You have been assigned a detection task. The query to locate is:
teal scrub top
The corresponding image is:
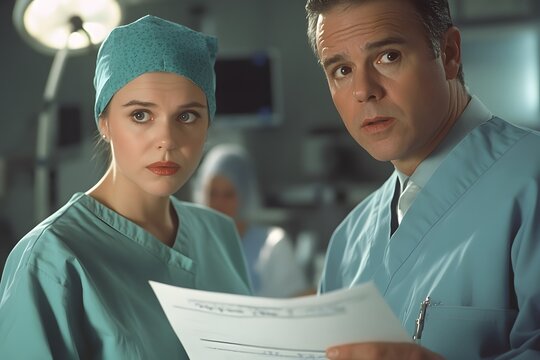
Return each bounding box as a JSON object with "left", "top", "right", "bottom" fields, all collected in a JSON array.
[
  {"left": 0, "top": 193, "right": 251, "bottom": 359},
  {"left": 320, "top": 118, "right": 540, "bottom": 359}
]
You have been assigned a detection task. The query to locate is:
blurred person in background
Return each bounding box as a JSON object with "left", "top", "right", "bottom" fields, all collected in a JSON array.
[{"left": 194, "top": 143, "right": 312, "bottom": 298}]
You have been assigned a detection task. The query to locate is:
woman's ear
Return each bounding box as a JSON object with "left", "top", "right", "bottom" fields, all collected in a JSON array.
[
  {"left": 441, "top": 26, "right": 462, "bottom": 80},
  {"left": 98, "top": 117, "right": 110, "bottom": 142}
]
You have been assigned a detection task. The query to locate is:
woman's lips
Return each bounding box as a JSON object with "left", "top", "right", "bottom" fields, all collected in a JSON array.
[{"left": 147, "top": 161, "right": 180, "bottom": 176}]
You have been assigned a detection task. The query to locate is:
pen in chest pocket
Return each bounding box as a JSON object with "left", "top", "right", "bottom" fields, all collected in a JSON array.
[{"left": 413, "top": 296, "right": 431, "bottom": 344}]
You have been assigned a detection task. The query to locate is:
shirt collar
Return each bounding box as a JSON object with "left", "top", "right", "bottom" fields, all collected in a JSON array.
[{"left": 396, "top": 95, "right": 493, "bottom": 190}]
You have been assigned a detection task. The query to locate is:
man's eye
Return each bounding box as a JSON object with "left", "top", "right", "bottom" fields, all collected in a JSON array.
[
  {"left": 179, "top": 111, "right": 199, "bottom": 123},
  {"left": 332, "top": 65, "right": 352, "bottom": 79},
  {"left": 378, "top": 51, "right": 401, "bottom": 64},
  {"left": 132, "top": 111, "right": 151, "bottom": 123}
]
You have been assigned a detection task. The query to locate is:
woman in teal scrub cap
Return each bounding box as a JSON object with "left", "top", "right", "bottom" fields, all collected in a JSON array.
[{"left": 0, "top": 15, "right": 250, "bottom": 359}]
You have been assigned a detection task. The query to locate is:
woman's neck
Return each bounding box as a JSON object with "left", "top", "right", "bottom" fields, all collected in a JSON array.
[{"left": 86, "top": 169, "right": 178, "bottom": 246}]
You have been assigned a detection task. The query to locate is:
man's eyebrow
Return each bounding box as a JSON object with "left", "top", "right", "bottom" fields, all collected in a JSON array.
[
  {"left": 320, "top": 36, "right": 406, "bottom": 70},
  {"left": 365, "top": 36, "right": 406, "bottom": 50},
  {"left": 321, "top": 54, "right": 346, "bottom": 71}
]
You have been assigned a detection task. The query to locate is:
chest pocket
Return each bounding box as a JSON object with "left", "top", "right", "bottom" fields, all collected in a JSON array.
[{"left": 422, "top": 306, "right": 517, "bottom": 359}]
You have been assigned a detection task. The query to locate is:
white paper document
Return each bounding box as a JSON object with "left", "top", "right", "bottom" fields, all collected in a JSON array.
[{"left": 149, "top": 281, "right": 410, "bottom": 359}]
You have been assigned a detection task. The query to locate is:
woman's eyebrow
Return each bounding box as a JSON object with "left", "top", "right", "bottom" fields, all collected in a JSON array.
[
  {"left": 122, "top": 100, "right": 207, "bottom": 109},
  {"left": 122, "top": 100, "right": 156, "bottom": 107},
  {"left": 178, "top": 101, "right": 207, "bottom": 109}
]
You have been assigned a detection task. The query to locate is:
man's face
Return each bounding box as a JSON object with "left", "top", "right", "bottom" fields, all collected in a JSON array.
[{"left": 316, "top": 0, "right": 457, "bottom": 170}]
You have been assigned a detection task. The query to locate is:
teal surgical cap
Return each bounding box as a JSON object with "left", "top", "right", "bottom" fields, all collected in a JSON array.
[
  {"left": 193, "top": 144, "right": 262, "bottom": 220},
  {"left": 93, "top": 15, "right": 217, "bottom": 124}
]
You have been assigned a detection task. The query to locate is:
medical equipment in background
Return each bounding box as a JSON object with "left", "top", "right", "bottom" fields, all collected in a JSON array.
[{"left": 12, "top": 0, "right": 122, "bottom": 222}]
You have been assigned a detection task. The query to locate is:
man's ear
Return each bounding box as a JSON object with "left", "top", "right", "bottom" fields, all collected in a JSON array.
[{"left": 441, "top": 26, "right": 462, "bottom": 80}]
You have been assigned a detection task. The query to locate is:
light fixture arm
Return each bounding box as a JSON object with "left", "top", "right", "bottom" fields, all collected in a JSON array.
[
  {"left": 42, "top": 45, "right": 69, "bottom": 104},
  {"left": 13, "top": 0, "right": 123, "bottom": 222},
  {"left": 34, "top": 43, "right": 70, "bottom": 222}
]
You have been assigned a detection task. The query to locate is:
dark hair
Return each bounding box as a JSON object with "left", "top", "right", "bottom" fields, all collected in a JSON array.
[{"left": 305, "top": 0, "right": 464, "bottom": 84}]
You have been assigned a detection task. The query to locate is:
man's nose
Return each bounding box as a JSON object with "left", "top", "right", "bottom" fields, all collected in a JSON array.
[{"left": 352, "top": 69, "right": 383, "bottom": 102}]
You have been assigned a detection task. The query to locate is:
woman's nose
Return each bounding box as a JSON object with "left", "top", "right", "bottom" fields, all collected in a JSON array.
[{"left": 156, "top": 121, "right": 178, "bottom": 150}]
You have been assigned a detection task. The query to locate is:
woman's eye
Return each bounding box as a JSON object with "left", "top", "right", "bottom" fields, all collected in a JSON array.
[
  {"left": 132, "top": 111, "right": 151, "bottom": 123},
  {"left": 332, "top": 65, "right": 352, "bottom": 79},
  {"left": 178, "top": 111, "right": 199, "bottom": 123},
  {"left": 377, "top": 51, "right": 401, "bottom": 64}
]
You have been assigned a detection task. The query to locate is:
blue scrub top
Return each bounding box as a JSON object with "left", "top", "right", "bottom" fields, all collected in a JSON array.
[
  {"left": 321, "top": 116, "right": 540, "bottom": 359},
  {"left": 0, "top": 193, "right": 251, "bottom": 359}
]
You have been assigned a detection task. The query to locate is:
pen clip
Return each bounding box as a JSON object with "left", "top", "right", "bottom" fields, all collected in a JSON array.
[{"left": 412, "top": 296, "right": 430, "bottom": 344}]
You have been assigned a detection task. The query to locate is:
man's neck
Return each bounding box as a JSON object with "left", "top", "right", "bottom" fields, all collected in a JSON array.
[{"left": 392, "top": 84, "right": 470, "bottom": 176}]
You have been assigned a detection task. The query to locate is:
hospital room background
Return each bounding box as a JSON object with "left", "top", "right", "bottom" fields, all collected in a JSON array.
[{"left": 1, "top": 0, "right": 539, "bottom": 286}]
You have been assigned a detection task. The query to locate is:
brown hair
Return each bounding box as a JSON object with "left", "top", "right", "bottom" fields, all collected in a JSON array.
[{"left": 305, "top": 0, "right": 464, "bottom": 84}]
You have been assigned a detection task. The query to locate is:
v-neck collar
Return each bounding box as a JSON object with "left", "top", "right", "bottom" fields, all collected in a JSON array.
[
  {"left": 374, "top": 118, "right": 527, "bottom": 295},
  {"left": 76, "top": 193, "right": 194, "bottom": 272}
]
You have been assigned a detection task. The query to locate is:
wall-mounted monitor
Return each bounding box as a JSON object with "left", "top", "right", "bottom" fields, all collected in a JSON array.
[{"left": 213, "top": 49, "right": 282, "bottom": 128}]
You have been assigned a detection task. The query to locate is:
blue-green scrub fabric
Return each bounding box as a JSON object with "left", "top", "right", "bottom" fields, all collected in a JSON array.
[
  {"left": 0, "top": 193, "right": 251, "bottom": 359},
  {"left": 320, "top": 117, "right": 540, "bottom": 359},
  {"left": 94, "top": 15, "right": 217, "bottom": 122}
]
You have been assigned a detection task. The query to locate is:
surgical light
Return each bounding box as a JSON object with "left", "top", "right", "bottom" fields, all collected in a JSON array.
[{"left": 13, "top": 0, "right": 122, "bottom": 55}]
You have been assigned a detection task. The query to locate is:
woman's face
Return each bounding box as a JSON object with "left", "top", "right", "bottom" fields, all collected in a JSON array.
[
  {"left": 100, "top": 72, "right": 209, "bottom": 198},
  {"left": 205, "top": 175, "right": 239, "bottom": 219}
]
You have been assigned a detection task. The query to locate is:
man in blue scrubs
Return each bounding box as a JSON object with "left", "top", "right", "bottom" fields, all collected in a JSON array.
[{"left": 305, "top": 0, "right": 540, "bottom": 358}]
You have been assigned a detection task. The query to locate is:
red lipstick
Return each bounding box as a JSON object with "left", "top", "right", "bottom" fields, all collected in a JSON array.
[{"left": 147, "top": 161, "right": 180, "bottom": 176}]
